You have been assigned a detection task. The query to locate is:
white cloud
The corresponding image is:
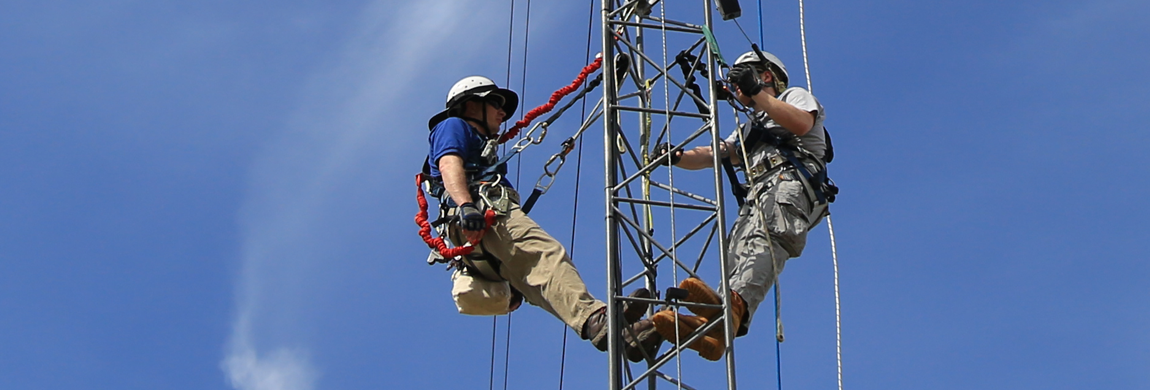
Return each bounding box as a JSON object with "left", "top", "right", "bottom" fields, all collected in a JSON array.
[
  {"left": 221, "top": 1, "right": 503, "bottom": 389},
  {"left": 224, "top": 323, "right": 318, "bottom": 390}
]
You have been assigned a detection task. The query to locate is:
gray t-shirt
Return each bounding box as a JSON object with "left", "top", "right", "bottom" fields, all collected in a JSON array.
[{"left": 726, "top": 87, "right": 826, "bottom": 161}]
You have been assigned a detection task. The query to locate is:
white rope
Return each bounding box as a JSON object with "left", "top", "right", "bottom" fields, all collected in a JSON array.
[
  {"left": 657, "top": 4, "right": 685, "bottom": 387},
  {"left": 798, "top": 0, "right": 813, "bottom": 92},
  {"left": 828, "top": 215, "right": 842, "bottom": 390},
  {"left": 659, "top": 0, "right": 676, "bottom": 289},
  {"left": 798, "top": 1, "right": 842, "bottom": 388},
  {"left": 798, "top": 2, "right": 840, "bottom": 389}
]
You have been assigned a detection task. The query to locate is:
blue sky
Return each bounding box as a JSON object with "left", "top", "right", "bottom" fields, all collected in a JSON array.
[{"left": 2, "top": 0, "right": 1148, "bottom": 389}]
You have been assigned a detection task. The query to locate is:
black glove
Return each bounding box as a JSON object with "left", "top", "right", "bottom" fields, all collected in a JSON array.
[
  {"left": 651, "top": 142, "right": 682, "bottom": 166},
  {"left": 727, "top": 66, "right": 763, "bottom": 97},
  {"left": 457, "top": 202, "right": 486, "bottom": 232}
]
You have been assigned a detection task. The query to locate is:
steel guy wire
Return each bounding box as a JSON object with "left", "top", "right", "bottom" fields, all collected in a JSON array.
[
  {"left": 558, "top": 3, "right": 598, "bottom": 387},
  {"left": 492, "top": 1, "right": 516, "bottom": 386}
]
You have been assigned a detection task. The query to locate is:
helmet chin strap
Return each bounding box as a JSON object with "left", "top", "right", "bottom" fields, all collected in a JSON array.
[
  {"left": 458, "top": 98, "right": 498, "bottom": 138},
  {"left": 460, "top": 117, "right": 492, "bottom": 137}
]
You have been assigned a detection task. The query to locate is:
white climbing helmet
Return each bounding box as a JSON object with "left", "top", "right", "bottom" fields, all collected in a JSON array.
[
  {"left": 428, "top": 76, "right": 519, "bottom": 130},
  {"left": 733, "top": 50, "right": 789, "bottom": 85}
]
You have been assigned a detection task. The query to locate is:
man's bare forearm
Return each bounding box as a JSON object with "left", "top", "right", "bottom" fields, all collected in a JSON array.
[
  {"left": 750, "top": 93, "right": 815, "bottom": 136},
  {"left": 438, "top": 154, "right": 473, "bottom": 206},
  {"left": 675, "top": 141, "right": 739, "bottom": 170}
]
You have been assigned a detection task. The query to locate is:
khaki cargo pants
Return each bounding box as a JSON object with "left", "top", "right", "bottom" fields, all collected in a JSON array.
[
  {"left": 726, "top": 171, "right": 820, "bottom": 334},
  {"left": 448, "top": 188, "right": 606, "bottom": 333}
]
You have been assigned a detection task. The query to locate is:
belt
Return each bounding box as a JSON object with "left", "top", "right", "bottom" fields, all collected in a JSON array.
[{"left": 747, "top": 152, "right": 790, "bottom": 182}]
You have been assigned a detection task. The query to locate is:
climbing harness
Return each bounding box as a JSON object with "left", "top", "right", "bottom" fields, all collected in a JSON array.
[{"left": 738, "top": 121, "right": 837, "bottom": 209}]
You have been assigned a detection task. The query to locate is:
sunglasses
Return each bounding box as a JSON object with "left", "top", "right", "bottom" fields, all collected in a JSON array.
[{"left": 484, "top": 95, "right": 505, "bottom": 109}]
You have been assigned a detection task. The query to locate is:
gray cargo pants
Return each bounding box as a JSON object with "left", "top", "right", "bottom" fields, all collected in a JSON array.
[
  {"left": 727, "top": 172, "right": 819, "bottom": 334},
  {"left": 448, "top": 188, "right": 606, "bottom": 334}
]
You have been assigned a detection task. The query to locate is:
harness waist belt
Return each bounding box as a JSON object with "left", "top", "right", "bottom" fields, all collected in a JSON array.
[{"left": 746, "top": 152, "right": 790, "bottom": 182}]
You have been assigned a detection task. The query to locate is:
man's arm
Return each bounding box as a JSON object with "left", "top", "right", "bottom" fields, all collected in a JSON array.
[
  {"left": 438, "top": 154, "right": 473, "bottom": 206},
  {"left": 748, "top": 92, "right": 816, "bottom": 136},
  {"left": 674, "top": 141, "right": 740, "bottom": 170},
  {"left": 438, "top": 154, "right": 485, "bottom": 243}
]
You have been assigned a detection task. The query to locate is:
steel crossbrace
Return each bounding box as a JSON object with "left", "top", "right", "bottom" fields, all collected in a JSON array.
[
  {"left": 647, "top": 180, "right": 717, "bottom": 205},
  {"left": 612, "top": 206, "right": 701, "bottom": 280},
  {"left": 620, "top": 213, "right": 715, "bottom": 288},
  {"left": 609, "top": 33, "right": 710, "bottom": 111},
  {"left": 612, "top": 123, "right": 711, "bottom": 191},
  {"left": 614, "top": 197, "right": 715, "bottom": 212}
]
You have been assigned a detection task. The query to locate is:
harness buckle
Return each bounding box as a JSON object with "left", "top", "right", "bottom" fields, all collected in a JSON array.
[
  {"left": 477, "top": 178, "right": 513, "bottom": 214},
  {"left": 768, "top": 153, "right": 787, "bottom": 169},
  {"left": 747, "top": 164, "right": 766, "bottom": 179}
]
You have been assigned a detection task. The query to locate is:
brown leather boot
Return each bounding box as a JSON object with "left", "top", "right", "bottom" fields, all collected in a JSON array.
[
  {"left": 681, "top": 278, "right": 748, "bottom": 334},
  {"left": 585, "top": 288, "right": 655, "bottom": 352},
  {"left": 586, "top": 312, "right": 664, "bottom": 360},
  {"left": 622, "top": 318, "right": 663, "bottom": 362},
  {"left": 584, "top": 307, "right": 609, "bottom": 351},
  {"left": 651, "top": 291, "right": 749, "bottom": 361},
  {"left": 623, "top": 287, "right": 653, "bottom": 323},
  {"left": 680, "top": 278, "right": 722, "bottom": 319},
  {"left": 730, "top": 291, "right": 747, "bottom": 336},
  {"left": 651, "top": 310, "right": 725, "bottom": 361}
]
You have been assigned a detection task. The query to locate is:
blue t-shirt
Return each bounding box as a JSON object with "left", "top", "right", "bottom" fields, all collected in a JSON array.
[{"left": 428, "top": 117, "right": 512, "bottom": 188}]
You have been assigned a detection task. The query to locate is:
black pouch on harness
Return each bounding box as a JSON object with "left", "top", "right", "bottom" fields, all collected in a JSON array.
[{"left": 813, "top": 126, "right": 838, "bottom": 203}]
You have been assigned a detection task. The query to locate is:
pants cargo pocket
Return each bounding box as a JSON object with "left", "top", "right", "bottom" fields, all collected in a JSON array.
[{"left": 769, "top": 180, "right": 812, "bottom": 257}]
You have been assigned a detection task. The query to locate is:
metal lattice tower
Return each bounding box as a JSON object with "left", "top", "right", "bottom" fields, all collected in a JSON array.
[{"left": 600, "top": 1, "right": 739, "bottom": 388}]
